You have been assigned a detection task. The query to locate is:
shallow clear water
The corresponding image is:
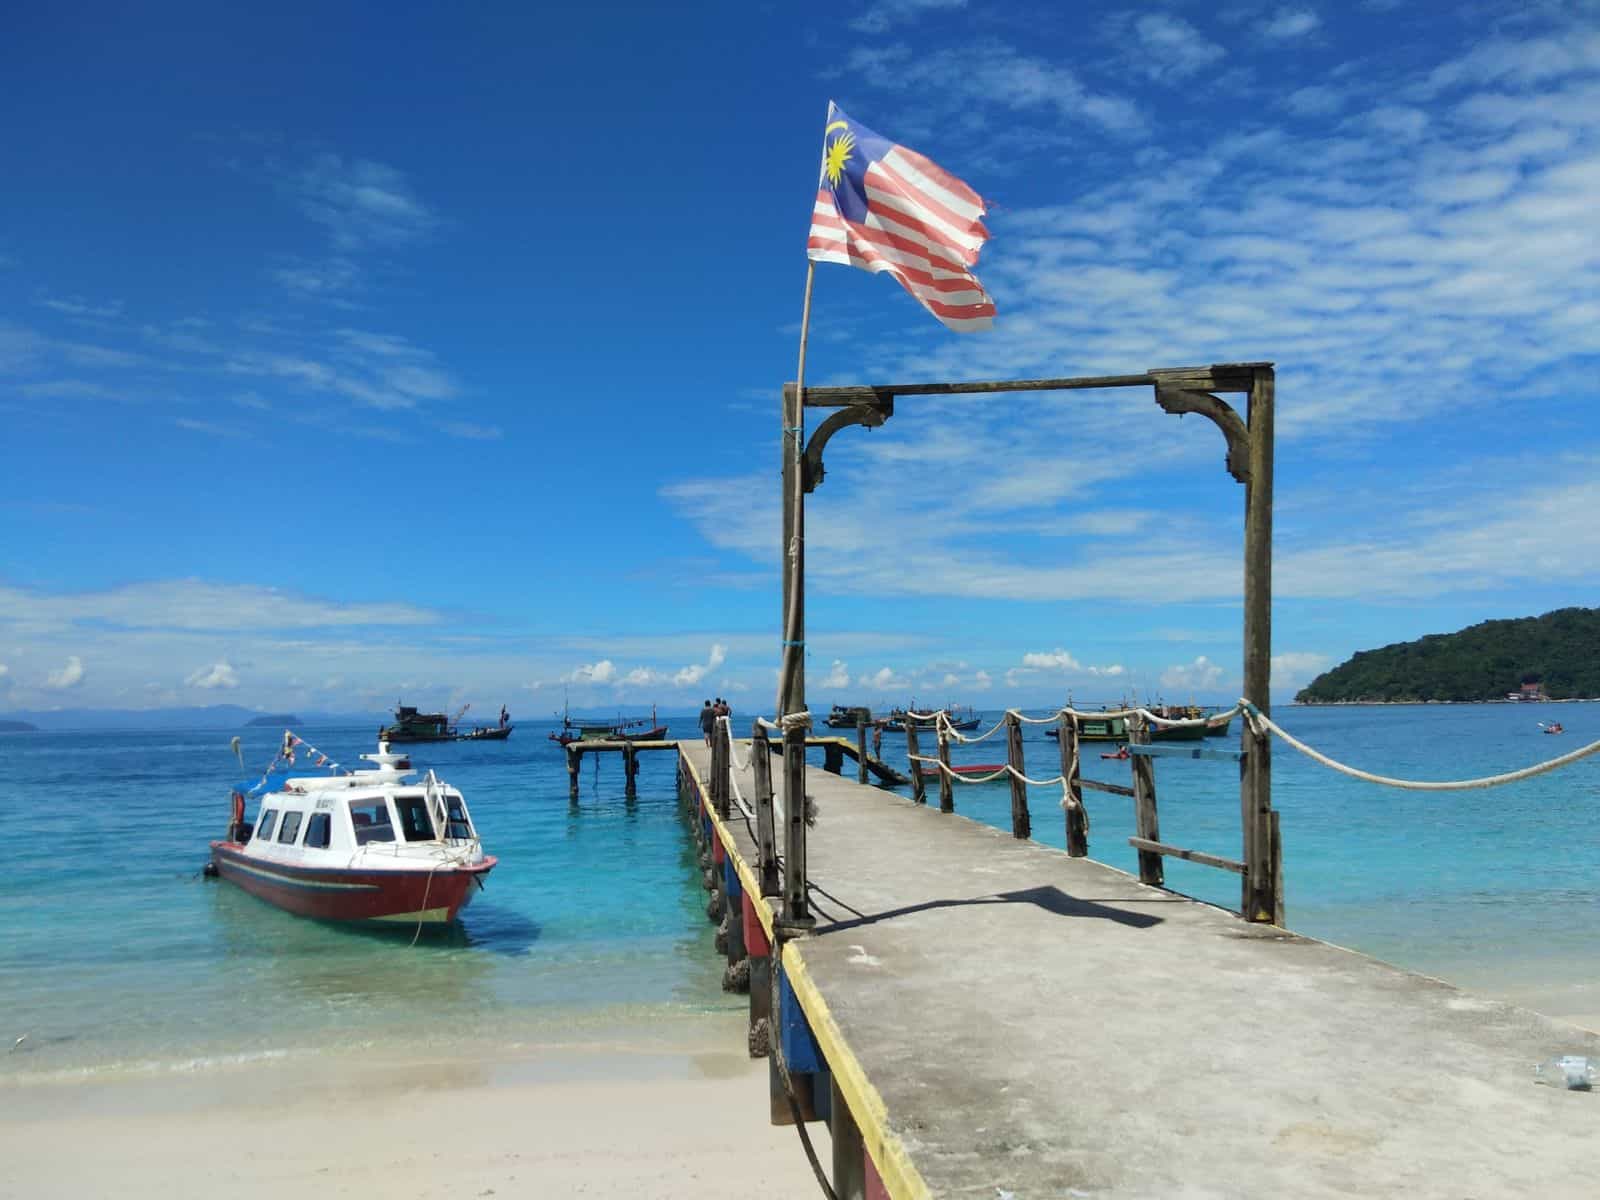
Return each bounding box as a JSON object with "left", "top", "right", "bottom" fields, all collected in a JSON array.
[{"left": 3, "top": 705, "right": 1597, "bottom": 1082}]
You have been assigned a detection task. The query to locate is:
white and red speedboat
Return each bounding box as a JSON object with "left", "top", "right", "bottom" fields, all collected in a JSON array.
[{"left": 209, "top": 738, "right": 496, "bottom": 925}]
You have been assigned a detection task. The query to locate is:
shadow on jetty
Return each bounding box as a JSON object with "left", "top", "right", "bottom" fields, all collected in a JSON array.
[{"left": 812, "top": 883, "right": 1170, "bottom": 935}]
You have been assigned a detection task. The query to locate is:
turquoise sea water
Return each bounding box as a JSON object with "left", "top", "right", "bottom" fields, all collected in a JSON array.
[{"left": 3, "top": 706, "right": 1597, "bottom": 1084}]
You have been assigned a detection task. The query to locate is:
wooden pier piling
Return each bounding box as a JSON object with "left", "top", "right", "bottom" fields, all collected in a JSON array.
[
  {"left": 1005, "top": 711, "right": 1029, "bottom": 839},
  {"left": 936, "top": 728, "right": 953, "bottom": 813},
  {"left": 1129, "top": 716, "right": 1163, "bottom": 887},
  {"left": 855, "top": 716, "right": 869, "bottom": 785},
  {"left": 1058, "top": 712, "right": 1088, "bottom": 856},
  {"left": 904, "top": 721, "right": 925, "bottom": 805}
]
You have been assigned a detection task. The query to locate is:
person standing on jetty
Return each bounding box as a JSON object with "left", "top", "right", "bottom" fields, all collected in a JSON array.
[{"left": 699, "top": 699, "right": 715, "bottom": 745}]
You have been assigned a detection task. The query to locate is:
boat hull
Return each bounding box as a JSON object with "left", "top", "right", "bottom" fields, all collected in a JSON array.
[{"left": 209, "top": 842, "right": 495, "bottom": 924}]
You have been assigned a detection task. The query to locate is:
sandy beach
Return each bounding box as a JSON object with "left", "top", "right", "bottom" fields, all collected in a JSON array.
[{"left": 0, "top": 1013, "right": 826, "bottom": 1200}]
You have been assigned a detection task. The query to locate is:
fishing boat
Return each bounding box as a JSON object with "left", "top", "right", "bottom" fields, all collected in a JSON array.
[
  {"left": 1149, "top": 704, "right": 1208, "bottom": 743},
  {"left": 208, "top": 737, "right": 495, "bottom": 925},
  {"left": 382, "top": 702, "right": 514, "bottom": 743},
  {"left": 825, "top": 704, "right": 874, "bottom": 729},
  {"left": 1046, "top": 711, "right": 1129, "bottom": 742},
  {"left": 1204, "top": 709, "right": 1233, "bottom": 738},
  {"left": 550, "top": 705, "right": 668, "bottom": 746},
  {"left": 882, "top": 703, "right": 981, "bottom": 732}
]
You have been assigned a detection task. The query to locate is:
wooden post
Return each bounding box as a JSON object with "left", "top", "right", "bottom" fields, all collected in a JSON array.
[
  {"left": 906, "top": 721, "right": 926, "bottom": 805},
  {"left": 623, "top": 742, "right": 637, "bottom": 798},
  {"left": 778, "top": 382, "right": 807, "bottom": 718},
  {"left": 565, "top": 746, "right": 579, "bottom": 800},
  {"left": 1005, "top": 712, "right": 1030, "bottom": 840},
  {"left": 1130, "top": 717, "right": 1163, "bottom": 887},
  {"left": 823, "top": 741, "right": 843, "bottom": 775},
  {"left": 830, "top": 1076, "right": 867, "bottom": 1200},
  {"left": 1242, "top": 365, "right": 1276, "bottom": 922},
  {"left": 855, "top": 717, "right": 869, "bottom": 785},
  {"left": 752, "top": 723, "right": 779, "bottom": 896},
  {"left": 936, "top": 726, "right": 954, "bottom": 813},
  {"left": 1059, "top": 713, "right": 1087, "bottom": 856},
  {"left": 712, "top": 722, "right": 730, "bottom": 819},
  {"left": 781, "top": 721, "right": 811, "bottom": 927}
]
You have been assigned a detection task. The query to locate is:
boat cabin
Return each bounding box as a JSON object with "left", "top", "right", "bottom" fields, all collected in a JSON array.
[{"left": 238, "top": 746, "right": 479, "bottom": 861}]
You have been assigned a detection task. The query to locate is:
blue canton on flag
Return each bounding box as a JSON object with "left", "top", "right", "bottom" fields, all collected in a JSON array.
[{"left": 807, "top": 102, "right": 995, "bottom": 332}]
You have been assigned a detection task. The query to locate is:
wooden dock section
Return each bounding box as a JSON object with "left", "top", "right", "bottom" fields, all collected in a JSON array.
[{"left": 677, "top": 738, "right": 1600, "bottom": 1199}]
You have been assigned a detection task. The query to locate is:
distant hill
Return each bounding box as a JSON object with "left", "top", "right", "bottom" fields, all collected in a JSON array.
[
  {"left": 0, "top": 719, "right": 39, "bottom": 732},
  {"left": 245, "top": 714, "right": 301, "bottom": 727},
  {"left": 1296, "top": 607, "right": 1600, "bottom": 703},
  {"left": 0, "top": 705, "right": 381, "bottom": 731}
]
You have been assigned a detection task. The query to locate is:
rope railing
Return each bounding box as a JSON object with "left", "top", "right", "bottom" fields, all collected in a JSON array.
[
  {"left": 903, "top": 703, "right": 1245, "bottom": 745},
  {"left": 1240, "top": 701, "right": 1600, "bottom": 791},
  {"left": 905, "top": 751, "right": 1085, "bottom": 814}
]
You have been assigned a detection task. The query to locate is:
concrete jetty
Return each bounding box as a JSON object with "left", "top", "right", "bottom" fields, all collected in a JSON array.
[{"left": 679, "top": 738, "right": 1600, "bottom": 1199}]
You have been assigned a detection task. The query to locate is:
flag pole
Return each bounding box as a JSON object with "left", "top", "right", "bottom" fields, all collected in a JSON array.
[{"left": 777, "top": 260, "right": 816, "bottom": 719}]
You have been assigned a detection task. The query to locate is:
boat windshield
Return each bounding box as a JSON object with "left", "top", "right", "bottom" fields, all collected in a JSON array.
[
  {"left": 350, "top": 798, "right": 396, "bottom": 844},
  {"left": 393, "top": 792, "right": 438, "bottom": 842},
  {"left": 444, "top": 795, "right": 473, "bottom": 840}
]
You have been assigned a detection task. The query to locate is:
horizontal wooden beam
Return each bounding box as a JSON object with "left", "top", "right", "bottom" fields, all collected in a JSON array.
[
  {"left": 1079, "top": 777, "right": 1136, "bottom": 798},
  {"left": 789, "top": 363, "right": 1272, "bottom": 408},
  {"left": 1128, "top": 743, "right": 1246, "bottom": 763},
  {"left": 1127, "top": 836, "right": 1245, "bottom": 874}
]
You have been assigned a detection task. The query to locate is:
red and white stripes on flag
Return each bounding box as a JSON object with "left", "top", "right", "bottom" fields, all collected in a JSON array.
[{"left": 807, "top": 137, "right": 995, "bottom": 332}]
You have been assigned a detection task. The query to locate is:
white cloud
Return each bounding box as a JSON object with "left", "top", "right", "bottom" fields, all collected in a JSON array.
[
  {"left": 564, "top": 660, "right": 616, "bottom": 684},
  {"left": 848, "top": 0, "right": 965, "bottom": 34},
  {"left": 45, "top": 656, "right": 85, "bottom": 690},
  {"left": 1283, "top": 85, "right": 1344, "bottom": 117},
  {"left": 0, "top": 579, "right": 440, "bottom": 633},
  {"left": 1272, "top": 651, "right": 1333, "bottom": 696},
  {"left": 1129, "top": 14, "right": 1225, "bottom": 81},
  {"left": 674, "top": 643, "right": 728, "bottom": 687},
  {"left": 185, "top": 661, "right": 239, "bottom": 690},
  {"left": 821, "top": 659, "right": 851, "bottom": 689},
  {"left": 859, "top": 667, "right": 905, "bottom": 690},
  {"left": 1258, "top": 7, "right": 1320, "bottom": 39},
  {"left": 1160, "top": 656, "right": 1226, "bottom": 691},
  {"left": 972, "top": 670, "right": 992, "bottom": 693},
  {"left": 291, "top": 154, "right": 436, "bottom": 250},
  {"left": 1023, "top": 648, "right": 1081, "bottom": 670}
]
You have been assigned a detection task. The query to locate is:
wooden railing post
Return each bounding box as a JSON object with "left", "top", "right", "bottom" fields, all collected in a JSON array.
[
  {"left": 780, "top": 721, "right": 811, "bottom": 927},
  {"left": 905, "top": 721, "right": 926, "bottom": 805},
  {"left": 623, "top": 741, "right": 638, "bottom": 798},
  {"left": 1130, "top": 717, "right": 1163, "bottom": 886},
  {"left": 752, "top": 723, "right": 779, "bottom": 896},
  {"left": 1005, "top": 712, "right": 1029, "bottom": 839},
  {"left": 936, "top": 725, "right": 954, "bottom": 813},
  {"left": 1241, "top": 364, "right": 1276, "bottom": 923},
  {"left": 712, "top": 719, "right": 730, "bottom": 819},
  {"left": 1241, "top": 716, "right": 1281, "bottom": 923},
  {"left": 856, "top": 717, "right": 869, "bottom": 785},
  {"left": 1058, "top": 713, "right": 1087, "bottom": 856}
]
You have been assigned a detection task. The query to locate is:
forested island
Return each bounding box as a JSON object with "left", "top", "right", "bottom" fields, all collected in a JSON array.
[
  {"left": 245, "top": 713, "right": 302, "bottom": 727},
  {"left": 1296, "top": 607, "right": 1600, "bottom": 703}
]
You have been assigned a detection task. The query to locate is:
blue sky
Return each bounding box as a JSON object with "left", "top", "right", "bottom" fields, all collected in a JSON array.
[{"left": 2, "top": 0, "right": 1597, "bottom": 717}]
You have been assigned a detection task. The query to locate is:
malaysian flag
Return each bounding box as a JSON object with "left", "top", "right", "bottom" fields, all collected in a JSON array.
[{"left": 806, "top": 102, "right": 994, "bottom": 332}]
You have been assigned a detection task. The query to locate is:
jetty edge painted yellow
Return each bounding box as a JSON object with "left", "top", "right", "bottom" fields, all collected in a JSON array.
[{"left": 680, "top": 746, "right": 932, "bottom": 1200}]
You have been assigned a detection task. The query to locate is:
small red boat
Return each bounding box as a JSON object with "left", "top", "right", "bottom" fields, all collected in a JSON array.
[
  {"left": 208, "top": 736, "right": 495, "bottom": 926},
  {"left": 914, "top": 762, "right": 1007, "bottom": 783}
]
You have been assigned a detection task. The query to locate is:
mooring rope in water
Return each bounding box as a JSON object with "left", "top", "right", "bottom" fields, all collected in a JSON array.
[{"left": 1240, "top": 700, "right": 1600, "bottom": 791}]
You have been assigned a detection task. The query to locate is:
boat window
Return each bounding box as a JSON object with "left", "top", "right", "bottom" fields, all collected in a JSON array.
[
  {"left": 303, "top": 812, "right": 331, "bottom": 849},
  {"left": 255, "top": 810, "right": 278, "bottom": 841},
  {"left": 444, "top": 795, "right": 473, "bottom": 839},
  {"left": 393, "top": 793, "right": 437, "bottom": 842},
  {"left": 349, "top": 799, "right": 395, "bottom": 845},
  {"left": 277, "top": 811, "right": 303, "bottom": 845}
]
